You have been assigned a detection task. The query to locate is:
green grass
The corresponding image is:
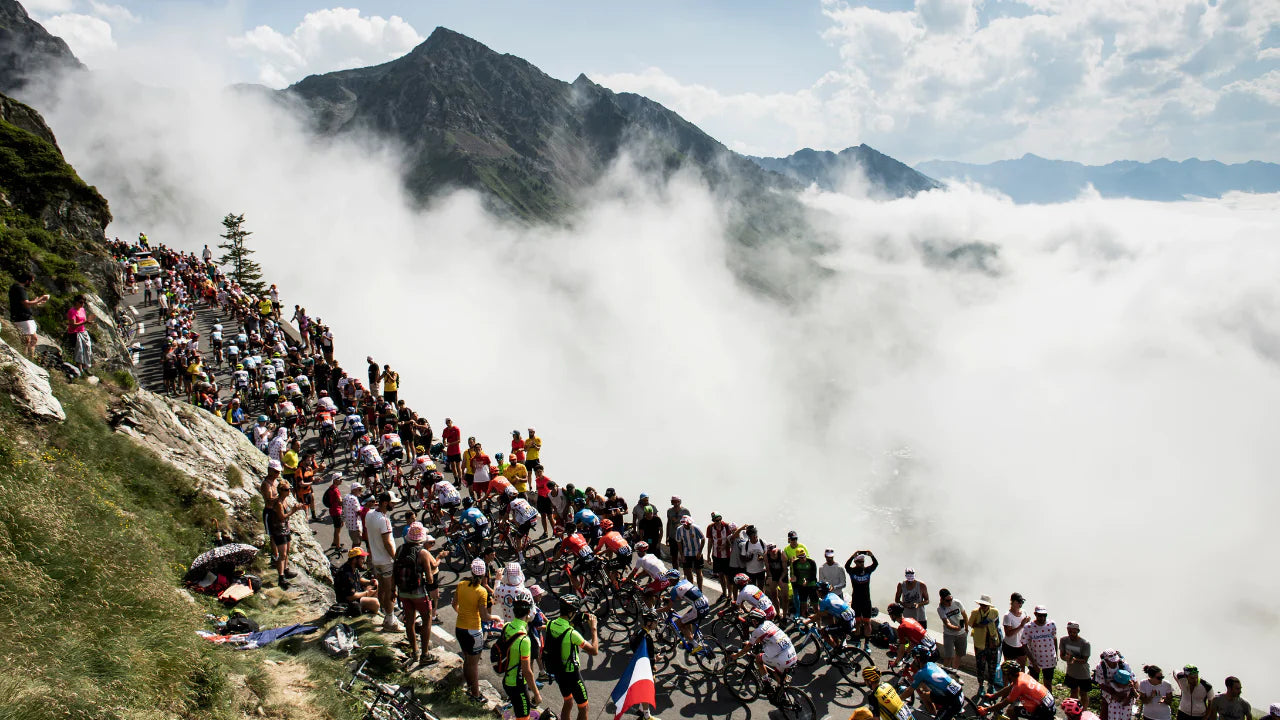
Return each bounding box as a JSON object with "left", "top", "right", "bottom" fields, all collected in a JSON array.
[{"left": 0, "top": 378, "right": 239, "bottom": 719}]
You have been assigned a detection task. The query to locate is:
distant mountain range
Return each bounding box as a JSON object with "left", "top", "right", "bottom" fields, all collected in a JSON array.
[
  {"left": 916, "top": 154, "right": 1280, "bottom": 203},
  {"left": 749, "top": 146, "right": 940, "bottom": 198}
]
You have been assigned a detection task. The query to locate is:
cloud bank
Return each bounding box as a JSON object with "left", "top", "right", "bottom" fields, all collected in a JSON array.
[
  {"left": 36, "top": 65, "right": 1280, "bottom": 700},
  {"left": 595, "top": 0, "right": 1280, "bottom": 163}
]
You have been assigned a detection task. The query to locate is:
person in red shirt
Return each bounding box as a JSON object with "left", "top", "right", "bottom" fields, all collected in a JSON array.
[
  {"left": 510, "top": 429, "right": 526, "bottom": 464},
  {"left": 553, "top": 531, "right": 596, "bottom": 597},
  {"left": 322, "top": 474, "right": 344, "bottom": 552},
  {"left": 983, "top": 662, "right": 1055, "bottom": 720},
  {"left": 442, "top": 418, "right": 462, "bottom": 481}
]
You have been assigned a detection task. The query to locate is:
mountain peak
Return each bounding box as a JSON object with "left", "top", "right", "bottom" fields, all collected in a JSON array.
[{"left": 0, "top": 0, "right": 84, "bottom": 97}]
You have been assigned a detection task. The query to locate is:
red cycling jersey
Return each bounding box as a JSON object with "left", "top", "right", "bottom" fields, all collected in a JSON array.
[
  {"left": 560, "top": 533, "right": 592, "bottom": 559},
  {"left": 898, "top": 618, "right": 927, "bottom": 644},
  {"left": 596, "top": 531, "right": 630, "bottom": 554},
  {"left": 1008, "top": 673, "right": 1051, "bottom": 713}
]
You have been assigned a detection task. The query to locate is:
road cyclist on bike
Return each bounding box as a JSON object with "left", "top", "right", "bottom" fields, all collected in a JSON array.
[
  {"left": 593, "top": 519, "right": 632, "bottom": 584},
  {"left": 980, "top": 660, "right": 1056, "bottom": 720},
  {"left": 625, "top": 541, "right": 670, "bottom": 608},
  {"left": 661, "top": 569, "right": 711, "bottom": 651},
  {"left": 810, "top": 579, "right": 857, "bottom": 649},
  {"left": 901, "top": 646, "right": 966, "bottom": 720},
  {"left": 731, "top": 573, "right": 777, "bottom": 619},
  {"left": 728, "top": 609, "right": 798, "bottom": 693},
  {"left": 551, "top": 529, "right": 599, "bottom": 598},
  {"left": 862, "top": 665, "right": 914, "bottom": 720}
]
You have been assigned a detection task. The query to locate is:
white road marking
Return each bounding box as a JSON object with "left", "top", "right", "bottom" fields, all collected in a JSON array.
[{"left": 431, "top": 626, "right": 453, "bottom": 643}]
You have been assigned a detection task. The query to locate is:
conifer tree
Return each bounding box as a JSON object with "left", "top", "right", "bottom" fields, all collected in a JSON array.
[{"left": 216, "top": 213, "right": 265, "bottom": 296}]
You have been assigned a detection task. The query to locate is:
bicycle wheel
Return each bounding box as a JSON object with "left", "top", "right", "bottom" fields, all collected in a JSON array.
[
  {"left": 406, "top": 484, "right": 424, "bottom": 513},
  {"left": 775, "top": 687, "right": 817, "bottom": 720},
  {"left": 687, "top": 635, "right": 725, "bottom": 676},
  {"left": 519, "top": 543, "right": 546, "bottom": 577},
  {"left": 830, "top": 658, "right": 872, "bottom": 709},
  {"left": 795, "top": 631, "right": 823, "bottom": 668},
  {"left": 444, "top": 542, "right": 468, "bottom": 573},
  {"left": 722, "top": 651, "right": 762, "bottom": 703}
]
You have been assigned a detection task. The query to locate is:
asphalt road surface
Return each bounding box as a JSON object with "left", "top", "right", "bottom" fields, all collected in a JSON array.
[{"left": 123, "top": 287, "right": 920, "bottom": 720}]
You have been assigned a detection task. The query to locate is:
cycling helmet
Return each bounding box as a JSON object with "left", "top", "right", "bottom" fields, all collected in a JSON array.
[
  {"left": 1062, "top": 700, "right": 1083, "bottom": 716},
  {"left": 415, "top": 445, "right": 425, "bottom": 453},
  {"left": 886, "top": 602, "right": 903, "bottom": 615},
  {"left": 511, "top": 598, "right": 533, "bottom": 619},
  {"left": 733, "top": 573, "right": 750, "bottom": 587},
  {"left": 559, "top": 594, "right": 582, "bottom": 614},
  {"left": 1001, "top": 660, "right": 1020, "bottom": 677},
  {"left": 346, "top": 407, "right": 356, "bottom": 414},
  {"left": 462, "top": 497, "right": 475, "bottom": 508},
  {"left": 634, "top": 541, "right": 649, "bottom": 552},
  {"left": 319, "top": 390, "right": 328, "bottom": 396},
  {"left": 257, "top": 415, "right": 268, "bottom": 423},
  {"left": 1113, "top": 668, "right": 1133, "bottom": 685},
  {"left": 496, "top": 452, "right": 504, "bottom": 460},
  {"left": 744, "top": 609, "right": 767, "bottom": 626},
  {"left": 862, "top": 667, "right": 881, "bottom": 685},
  {"left": 911, "top": 643, "right": 933, "bottom": 659},
  {"left": 663, "top": 569, "right": 681, "bottom": 582},
  {"left": 572, "top": 496, "right": 586, "bottom": 508},
  {"left": 236, "top": 363, "right": 244, "bottom": 370},
  {"left": 816, "top": 580, "right": 832, "bottom": 596},
  {"left": 599, "top": 519, "right": 613, "bottom": 531},
  {"left": 383, "top": 423, "right": 393, "bottom": 431}
]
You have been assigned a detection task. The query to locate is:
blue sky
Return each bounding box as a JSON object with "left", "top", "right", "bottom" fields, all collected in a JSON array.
[{"left": 24, "top": 0, "right": 1280, "bottom": 164}]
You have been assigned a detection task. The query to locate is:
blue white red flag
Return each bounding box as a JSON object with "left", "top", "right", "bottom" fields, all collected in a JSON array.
[{"left": 610, "top": 637, "right": 656, "bottom": 720}]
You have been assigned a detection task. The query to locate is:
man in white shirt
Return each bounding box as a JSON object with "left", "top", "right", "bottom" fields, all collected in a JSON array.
[
  {"left": 818, "top": 549, "right": 847, "bottom": 599},
  {"left": 364, "top": 492, "right": 402, "bottom": 631}
]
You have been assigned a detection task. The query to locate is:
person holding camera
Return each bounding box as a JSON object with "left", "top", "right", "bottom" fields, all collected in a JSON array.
[{"left": 545, "top": 595, "right": 600, "bottom": 720}]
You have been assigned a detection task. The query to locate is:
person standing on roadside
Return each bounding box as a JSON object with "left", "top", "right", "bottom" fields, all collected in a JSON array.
[
  {"left": 365, "top": 492, "right": 402, "bottom": 632},
  {"left": 818, "top": 549, "right": 846, "bottom": 600},
  {"left": 936, "top": 589, "right": 967, "bottom": 670},
  {"left": 969, "top": 593, "right": 1001, "bottom": 694},
  {"left": 1094, "top": 648, "right": 1135, "bottom": 720},
  {"left": 1139, "top": 666, "right": 1174, "bottom": 720},
  {"left": 394, "top": 522, "right": 438, "bottom": 667},
  {"left": 66, "top": 294, "right": 94, "bottom": 374},
  {"left": 1023, "top": 605, "right": 1058, "bottom": 689},
  {"left": 381, "top": 365, "right": 399, "bottom": 404},
  {"left": 1174, "top": 665, "right": 1212, "bottom": 720},
  {"left": 442, "top": 418, "right": 462, "bottom": 481},
  {"left": 789, "top": 548, "right": 819, "bottom": 617},
  {"left": 322, "top": 473, "right": 344, "bottom": 552},
  {"left": 739, "top": 526, "right": 767, "bottom": 588},
  {"left": 1204, "top": 678, "right": 1250, "bottom": 720},
  {"left": 9, "top": 271, "right": 48, "bottom": 357},
  {"left": 665, "top": 496, "right": 690, "bottom": 569},
  {"left": 454, "top": 559, "right": 500, "bottom": 703},
  {"left": 1003, "top": 592, "right": 1031, "bottom": 670},
  {"left": 895, "top": 568, "right": 930, "bottom": 629},
  {"left": 524, "top": 427, "right": 542, "bottom": 473},
  {"left": 342, "top": 483, "right": 365, "bottom": 550},
  {"left": 844, "top": 550, "right": 878, "bottom": 647},
  {"left": 1059, "top": 622, "right": 1093, "bottom": 706},
  {"left": 674, "top": 516, "right": 705, "bottom": 590}
]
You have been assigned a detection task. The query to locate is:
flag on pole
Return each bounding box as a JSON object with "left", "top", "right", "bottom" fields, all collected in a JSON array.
[{"left": 610, "top": 637, "right": 656, "bottom": 720}]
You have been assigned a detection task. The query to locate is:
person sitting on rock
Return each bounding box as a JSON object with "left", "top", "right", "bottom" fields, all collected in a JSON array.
[{"left": 334, "top": 547, "right": 380, "bottom": 616}]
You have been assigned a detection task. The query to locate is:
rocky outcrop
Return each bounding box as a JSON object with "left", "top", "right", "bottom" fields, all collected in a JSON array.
[
  {"left": 109, "top": 390, "right": 331, "bottom": 589},
  {"left": 0, "top": 0, "right": 83, "bottom": 98},
  {"left": 0, "top": 331, "right": 65, "bottom": 421}
]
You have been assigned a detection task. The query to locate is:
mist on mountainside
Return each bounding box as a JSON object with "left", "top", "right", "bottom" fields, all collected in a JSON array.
[{"left": 31, "top": 62, "right": 1280, "bottom": 700}]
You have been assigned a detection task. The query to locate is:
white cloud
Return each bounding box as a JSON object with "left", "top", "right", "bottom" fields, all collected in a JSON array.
[
  {"left": 595, "top": 0, "right": 1280, "bottom": 163},
  {"left": 228, "top": 7, "right": 424, "bottom": 88},
  {"left": 21, "top": 0, "right": 75, "bottom": 13},
  {"left": 42, "top": 13, "right": 115, "bottom": 60},
  {"left": 87, "top": 1, "right": 138, "bottom": 25}
]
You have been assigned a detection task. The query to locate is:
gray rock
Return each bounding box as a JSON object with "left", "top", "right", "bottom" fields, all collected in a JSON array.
[{"left": 0, "top": 333, "right": 65, "bottom": 421}]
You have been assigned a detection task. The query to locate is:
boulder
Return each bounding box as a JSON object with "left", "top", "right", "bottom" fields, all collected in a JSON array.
[{"left": 0, "top": 332, "right": 65, "bottom": 421}]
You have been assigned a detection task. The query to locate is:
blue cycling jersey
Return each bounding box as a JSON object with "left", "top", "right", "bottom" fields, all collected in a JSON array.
[
  {"left": 912, "top": 662, "right": 962, "bottom": 697},
  {"left": 818, "top": 592, "right": 856, "bottom": 623},
  {"left": 669, "top": 579, "right": 709, "bottom": 607},
  {"left": 462, "top": 507, "right": 490, "bottom": 528},
  {"left": 574, "top": 508, "right": 600, "bottom": 527}
]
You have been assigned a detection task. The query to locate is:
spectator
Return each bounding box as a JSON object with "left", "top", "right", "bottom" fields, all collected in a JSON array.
[
  {"left": 1022, "top": 606, "right": 1058, "bottom": 689},
  {"left": 665, "top": 496, "right": 690, "bottom": 569},
  {"left": 66, "top": 294, "right": 94, "bottom": 373},
  {"left": 895, "top": 568, "right": 930, "bottom": 629},
  {"left": 1140, "top": 665, "right": 1174, "bottom": 720},
  {"left": 637, "top": 504, "right": 663, "bottom": 554},
  {"left": 454, "top": 561, "right": 496, "bottom": 702},
  {"left": 936, "top": 588, "right": 967, "bottom": 670},
  {"left": 602, "top": 487, "right": 627, "bottom": 530},
  {"left": 844, "top": 550, "right": 878, "bottom": 648},
  {"left": 1060, "top": 622, "right": 1093, "bottom": 706},
  {"left": 1175, "top": 665, "right": 1212, "bottom": 720},
  {"left": 1003, "top": 592, "right": 1031, "bottom": 670},
  {"left": 524, "top": 427, "right": 542, "bottom": 473},
  {"left": 321, "top": 473, "right": 343, "bottom": 551},
  {"left": 342, "top": 483, "right": 365, "bottom": 550},
  {"left": 969, "top": 593, "right": 1001, "bottom": 694},
  {"left": 365, "top": 491, "right": 401, "bottom": 632},
  {"left": 268, "top": 479, "right": 302, "bottom": 589},
  {"left": 738, "top": 525, "right": 767, "bottom": 588},
  {"left": 334, "top": 547, "right": 380, "bottom": 615},
  {"left": 395, "top": 522, "right": 438, "bottom": 667},
  {"left": 782, "top": 530, "right": 808, "bottom": 563},
  {"left": 764, "top": 542, "right": 789, "bottom": 616},
  {"left": 9, "top": 271, "right": 49, "bottom": 356},
  {"left": 790, "top": 548, "right": 818, "bottom": 617},
  {"left": 381, "top": 365, "right": 398, "bottom": 404},
  {"left": 673, "top": 516, "right": 705, "bottom": 590},
  {"left": 630, "top": 492, "right": 650, "bottom": 530},
  {"left": 1094, "top": 648, "right": 1136, "bottom": 720},
  {"left": 1205, "top": 678, "right": 1250, "bottom": 720},
  {"left": 818, "top": 549, "right": 846, "bottom": 600}
]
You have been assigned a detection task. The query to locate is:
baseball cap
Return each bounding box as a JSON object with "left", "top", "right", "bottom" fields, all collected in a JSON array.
[
  {"left": 711, "top": 512, "right": 722, "bottom": 521},
  {"left": 470, "top": 558, "right": 487, "bottom": 576},
  {"left": 787, "top": 530, "right": 798, "bottom": 539},
  {"left": 350, "top": 482, "right": 364, "bottom": 493},
  {"left": 1067, "top": 621, "right": 1080, "bottom": 630},
  {"left": 854, "top": 553, "right": 867, "bottom": 563},
  {"left": 348, "top": 547, "right": 367, "bottom": 558},
  {"left": 1034, "top": 605, "right": 1048, "bottom": 615}
]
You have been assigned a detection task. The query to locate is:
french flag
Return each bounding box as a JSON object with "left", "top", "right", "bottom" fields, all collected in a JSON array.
[{"left": 610, "top": 637, "right": 656, "bottom": 720}]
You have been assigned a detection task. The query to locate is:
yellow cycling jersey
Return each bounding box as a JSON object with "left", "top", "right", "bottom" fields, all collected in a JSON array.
[{"left": 874, "top": 682, "right": 914, "bottom": 720}]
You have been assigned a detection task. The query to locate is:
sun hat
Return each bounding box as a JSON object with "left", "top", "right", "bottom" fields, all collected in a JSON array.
[
  {"left": 975, "top": 594, "right": 994, "bottom": 606},
  {"left": 406, "top": 522, "right": 427, "bottom": 543},
  {"left": 470, "top": 558, "right": 486, "bottom": 576}
]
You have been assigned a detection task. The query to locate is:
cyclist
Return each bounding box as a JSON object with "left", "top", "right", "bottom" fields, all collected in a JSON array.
[
  {"left": 316, "top": 390, "right": 337, "bottom": 413},
  {"left": 456, "top": 497, "right": 492, "bottom": 549},
  {"left": 344, "top": 407, "right": 366, "bottom": 456},
  {"left": 498, "top": 596, "right": 541, "bottom": 720},
  {"left": 210, "top": 324, "right": 223, "bottom": 364},
  {"left": 662, "top": 569, "right": 710, "bottom": 649},
  {"left": 888, "top": 602, "right": 939, "bottom": 662},
  {"left": 226, "top": 342, "right": 239, "bottom": 369},
  {"left": 232, "top": 363, "right": 250, "bottom": 395},
  {"left": 357, "top": 436, "right": 384, "bottom": 481},
  {"left": 552, "top": 529, "right": 599, "bottom": 597},
  {"left": 432, "top": 473, "right": 462, "bottom": 523},
  {"left": 507, "top": 495, "right": 540, "bottom": 553},
  {"left": 810, "top": 579, "right": 857, "bottom": 648},
  {"left": 593, "top": 519, "right": 632, "bottom": 583},
  {"left": 732, "top": 573, "right": 777, "bottom": 620},
  {"left": 379, "top": 424, "right": 405, "bottom": 476},
  {"left": 904, "top": 648, "right": 965, "bottom": 720},
  {"left": 863, "top": 666, "right": 914, "bottom": 720},
  {"left": 544, "top": 594, "right": 600, "bottom": 720},
  {"left": 626, "top": 541, "right": 670, "bottom": 608},
  {"left": 729, "top": 609, "right": 797, "bottom": 692},
  {"left": 571, "top": 497, "right": 602, "bottom": 542},
  {"left": 982, "top": 660, "right": 1055, "bottom": 720}
]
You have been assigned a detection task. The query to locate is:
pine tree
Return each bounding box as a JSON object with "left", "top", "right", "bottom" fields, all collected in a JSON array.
[{"left": 216, "top": 213, "right": 265, "bottom": 296}]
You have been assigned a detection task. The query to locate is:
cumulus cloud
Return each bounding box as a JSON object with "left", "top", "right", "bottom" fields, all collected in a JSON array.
[
  {"left": 42, "top": 13, "right": 115, "bottom": 60},
  {"left": 594, "top": 0, "right": 1280, "bottom": 163},
  {"left": 228, "top": 7, "right": 424, "bottom": 88},
  {"left": 21, "top": 0, "right": 75, "bottom": 12}
]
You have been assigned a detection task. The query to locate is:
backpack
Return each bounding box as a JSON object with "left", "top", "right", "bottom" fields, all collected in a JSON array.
[
  {"left": 225, "top": 611, "right": 259, "bottom": 634},
  {"left": 490, "top": 626, "right": 527, "bottom": 676},
  {"left": 321, "top": 623, "right": 359, "bottom": 658},
  {"left": 393, "top": 542, "right": 425, "bottom": 595},
  {"left": 542, "top": 617, "right": 577, "bottom": 675}
]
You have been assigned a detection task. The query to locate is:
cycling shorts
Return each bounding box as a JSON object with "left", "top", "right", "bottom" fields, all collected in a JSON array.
[
  {"left": 554, "top": 668, "right": 588, "bottom": 705},
  {"left": 385, "top": 447, "right": 404, "bottom": 462},
  {"left": 678, "top": 601, "right": 710, "bottom": 624},
  {"left": 761, "top": 649, "right": 799, "bottom": 671},
  {"left": 516, "top": 518, "right": 536, "bottom": 537}
]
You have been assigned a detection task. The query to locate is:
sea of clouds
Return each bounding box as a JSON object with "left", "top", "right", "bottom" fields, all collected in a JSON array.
[{"left": 31, "top": 67, "right": 1280, "bottom": 700}]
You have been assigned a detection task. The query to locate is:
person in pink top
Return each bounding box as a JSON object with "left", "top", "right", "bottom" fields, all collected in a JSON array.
[{"left": 66, "top": 294, "right": 93, "bottom": 373}]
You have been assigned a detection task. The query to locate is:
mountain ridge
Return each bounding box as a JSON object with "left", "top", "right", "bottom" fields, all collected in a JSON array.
[
  {"left": 916, "top": 155, "right": 1280, "bottom": 203},
  {"left": 0, "top": 0, "right": 83, "bottom": 98},
  {"left": 749, "top": 145, "right": 941, "bottom": 197}
]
